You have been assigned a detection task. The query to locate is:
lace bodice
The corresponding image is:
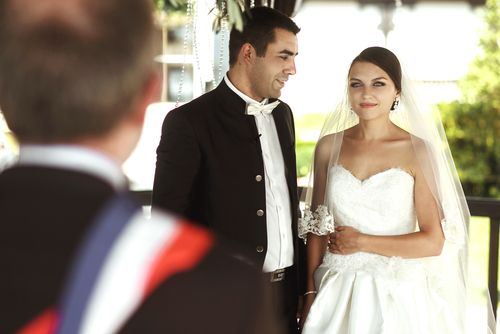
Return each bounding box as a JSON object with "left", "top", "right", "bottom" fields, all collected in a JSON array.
[
  {"left": 299, "top": 165, "right": 416, "bottom": 239},
  {"left": 300, "top": 165, "right": 421, "bottom": 278},
  {"left": 327, "top": 165, "right": 416, "bottom": 235}
]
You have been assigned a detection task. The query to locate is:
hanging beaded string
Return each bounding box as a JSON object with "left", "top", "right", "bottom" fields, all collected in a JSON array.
[
  {"left": 211, "top": 1, "right": 227, "bottom": 88},
  {"left": 175, "top": 0, "right": 193, "bottom": 107},
  {"left": 216, "top": 16, "right": 227, "bottom": 85},
  {"left": 154, "top": 10, "right": 168, "bottom": 102},
  {"left": 250, "top": 0, "right": 255, "bottom": 7},
  {"left": 191, "top": 0, "right": 205, "bottom": 94}
]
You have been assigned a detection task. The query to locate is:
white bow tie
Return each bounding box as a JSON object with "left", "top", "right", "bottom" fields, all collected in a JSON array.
[{"left": 246, "top": 100, "right": 280, "bottom": 116}]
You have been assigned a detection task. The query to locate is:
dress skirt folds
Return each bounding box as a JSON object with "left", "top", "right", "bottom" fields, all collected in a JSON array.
[{"left": 302, "top": 253, "right": 461, "bottom": 333}]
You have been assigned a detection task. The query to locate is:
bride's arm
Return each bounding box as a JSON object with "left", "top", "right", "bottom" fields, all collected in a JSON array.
[
  {"left": 329, "top": 161, "right": 445, "bottom": 259},
  {"left": 299, "top": 233, "right": 327, "bottom": 330},
  {"left": 299, "top": 138, "right": 332, "bottom": 328}
]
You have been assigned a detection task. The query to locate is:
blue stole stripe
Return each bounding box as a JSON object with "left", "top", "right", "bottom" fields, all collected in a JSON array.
[{"left": 56, "top": 193, "right": 139, "bottom": 334}]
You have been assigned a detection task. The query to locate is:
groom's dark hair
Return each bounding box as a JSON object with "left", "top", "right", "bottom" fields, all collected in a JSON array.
[{"left": 228, "top": 6, "right": 300, "bottom": 66}]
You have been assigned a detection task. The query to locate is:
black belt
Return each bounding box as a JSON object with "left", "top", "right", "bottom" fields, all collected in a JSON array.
[{"left": 266, "top": 266, "right": 293, "bottom": 283}]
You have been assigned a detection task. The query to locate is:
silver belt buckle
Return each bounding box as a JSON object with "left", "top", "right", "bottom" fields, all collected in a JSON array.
[{"left": 270, "top": 268, "right": 285, "bottom": 282}]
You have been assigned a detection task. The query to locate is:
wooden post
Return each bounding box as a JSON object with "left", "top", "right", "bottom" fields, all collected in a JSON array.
[{"left": 488, "top": 218, "right": 499, "bottom": 319}]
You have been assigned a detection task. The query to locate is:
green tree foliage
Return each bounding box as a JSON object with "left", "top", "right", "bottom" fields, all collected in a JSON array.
[
  {"left": 296, "top": 141, "right": 315, "bottom": 177},
  {"left": 438, "top": 0, "right": 500, "bottom": 198},
  {"left": 295, "top": 112, "right": 326, "bottom": 178},
  {"left": 459, "top": 0, "right": 500, "bottom": 104},
  {"left": 440, "top": 102, "right": 499, "bottom": 197}
]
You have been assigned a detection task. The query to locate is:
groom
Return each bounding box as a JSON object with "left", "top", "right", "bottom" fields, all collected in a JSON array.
[{"left": 152, "top": 6, "right": 304, "bottom": 333}]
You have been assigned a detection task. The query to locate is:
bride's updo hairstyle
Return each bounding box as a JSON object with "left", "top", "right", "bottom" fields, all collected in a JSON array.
[{"left": 348, "top": 46, "right": 402, "bottom": 94}]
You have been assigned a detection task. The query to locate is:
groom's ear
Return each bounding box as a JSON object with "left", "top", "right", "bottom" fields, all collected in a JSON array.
[{"left": 240, "top": 43, "right": 256, "bottom": 64}]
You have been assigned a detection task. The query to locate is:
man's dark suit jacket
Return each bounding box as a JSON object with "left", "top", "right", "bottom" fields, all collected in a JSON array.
[
  {"left": 0, "top": 165, "right": 280, "bottom": 334},
  {"left": 152, "top": 80, "right": 305, "bottom": 285}
]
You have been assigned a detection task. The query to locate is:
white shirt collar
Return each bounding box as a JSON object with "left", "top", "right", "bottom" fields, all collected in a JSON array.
[
  {"left": 224, "top": 75, "right": 269, "bottom": 106},
  {"left": 18, "top": 145, "right": 127, "bottom": 190}
]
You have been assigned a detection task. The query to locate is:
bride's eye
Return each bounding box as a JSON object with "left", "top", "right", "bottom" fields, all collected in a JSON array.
[
  {"left": 350, "top": 82, "right": 361, "bottom": 88},
  {"left": 373, "top": 81, "right": 386, "bottom": 87}
]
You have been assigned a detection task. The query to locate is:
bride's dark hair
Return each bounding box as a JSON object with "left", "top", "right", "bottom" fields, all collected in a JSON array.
[{"left": 348, "top": 46, "right": 402, "bottom": 93}]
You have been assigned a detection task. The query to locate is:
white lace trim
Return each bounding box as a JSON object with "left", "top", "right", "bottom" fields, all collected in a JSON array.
[
  {"left": 441, "top": 218, "right": 466, "bottom": 246},
  {"left": 439, "top": 199, "right": 465, "bottom": 245},
  {"left": 298, "top": 205, "right": 335, "bottom": 242}
]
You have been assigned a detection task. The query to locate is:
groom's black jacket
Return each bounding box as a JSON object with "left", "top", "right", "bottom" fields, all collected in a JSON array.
[{"left": 152, "top": 80, "right": 305, "bottom": 285}]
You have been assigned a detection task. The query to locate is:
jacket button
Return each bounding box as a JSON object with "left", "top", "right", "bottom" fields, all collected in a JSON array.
[
  {"left": 256, "top": 209, "right": 264, "bottom": 216},
  {"left": 256, "top": 246, "right": 264, "bottom": 253},
  {"left": 255, "top": 174, "right": 262, "bottom": 182}
]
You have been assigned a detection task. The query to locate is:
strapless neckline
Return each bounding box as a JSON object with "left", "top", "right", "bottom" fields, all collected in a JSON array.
[{"left": 331, "top": 164, "right": 414, "bottom": 185}]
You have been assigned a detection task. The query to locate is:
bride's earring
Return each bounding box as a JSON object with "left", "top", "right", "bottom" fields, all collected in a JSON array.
[{"left": 390, "top": 97, "right": 400, "bottom": 112}]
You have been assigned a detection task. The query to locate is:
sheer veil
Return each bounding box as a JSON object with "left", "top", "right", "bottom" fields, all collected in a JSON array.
[{"left": 299, "top": 55, "right": 496, "bottom": 332}]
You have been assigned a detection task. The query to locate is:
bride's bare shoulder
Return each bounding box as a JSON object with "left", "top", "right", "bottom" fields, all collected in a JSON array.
[
  {"left": 316, "top": 131, "right": 342, "bottom": 148},
  {"left": 315, "top": 130, "right": 346, "bottom": 162},
  {"left": 315, "top": 135, "right": 334, "bottom": 160},
  {"left": 400, "top": 133, "right": 435, "bottom": 176}
]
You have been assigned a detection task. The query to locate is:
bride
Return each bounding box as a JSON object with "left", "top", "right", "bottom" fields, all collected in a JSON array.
[{"left": 298, "top": 46, "right": 495, "bottom": 333}]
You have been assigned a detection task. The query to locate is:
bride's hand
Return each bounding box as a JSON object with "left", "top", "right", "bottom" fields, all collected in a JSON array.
[
  {"left": 328, "top": 226, "right": 362, "bottom": 254},
  {"left": 298, "top": 293, "right": 316, "bottom": 332}
]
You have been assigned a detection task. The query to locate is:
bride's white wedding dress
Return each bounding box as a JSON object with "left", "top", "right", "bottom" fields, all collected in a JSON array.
[{"left": 301, "top": 165, "right": 460, "bottom": 334}]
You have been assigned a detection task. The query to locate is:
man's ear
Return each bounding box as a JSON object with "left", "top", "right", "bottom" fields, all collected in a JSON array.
[
  {"left": 240, "top": 43, "right": 255, "bottom": 63},
  {"left": 131, "top": 70, "right": 160, "bottom": 125}
]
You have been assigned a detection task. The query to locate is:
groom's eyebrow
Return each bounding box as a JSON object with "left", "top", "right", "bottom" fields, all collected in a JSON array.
[{"left": 279, "top": 49, "right": 298, "bottom": 56}]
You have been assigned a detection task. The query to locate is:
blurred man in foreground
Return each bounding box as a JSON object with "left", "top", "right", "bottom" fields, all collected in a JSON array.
[{"left": 0, "top": 0, "right": 280, "bottom": 333}]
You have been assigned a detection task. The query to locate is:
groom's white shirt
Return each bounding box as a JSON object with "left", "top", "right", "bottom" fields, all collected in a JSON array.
[{"left": 224, "top": 75, "right": 294, "bottom": 273}]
